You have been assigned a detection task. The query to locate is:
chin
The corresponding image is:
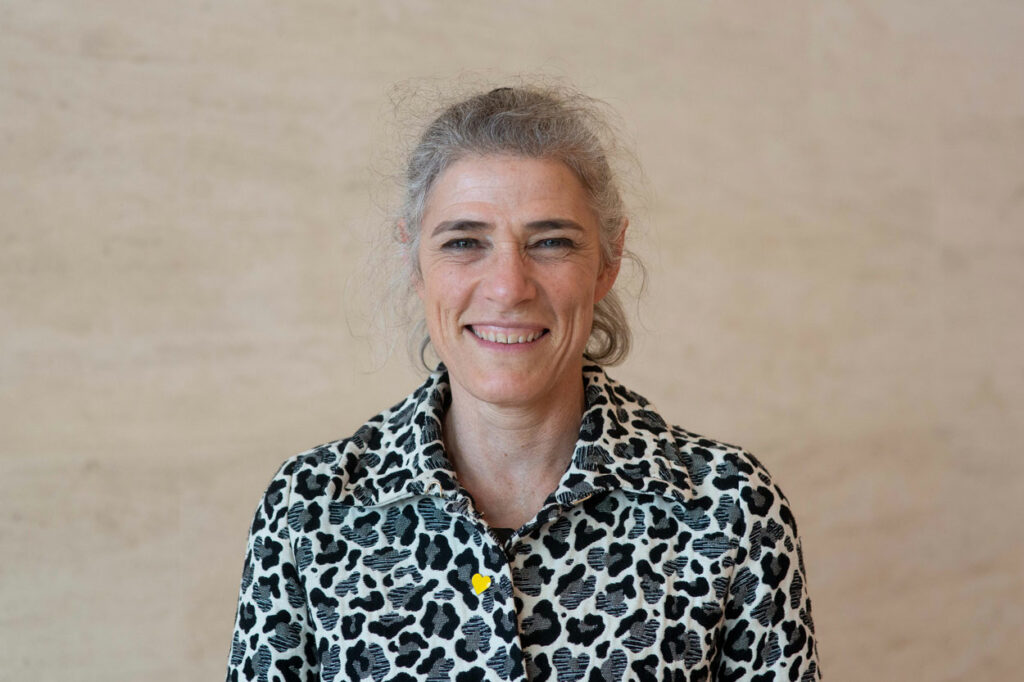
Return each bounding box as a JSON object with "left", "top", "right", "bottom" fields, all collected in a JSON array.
[{"left": 455, "top": 368, "right": 548, "bottom": 407}]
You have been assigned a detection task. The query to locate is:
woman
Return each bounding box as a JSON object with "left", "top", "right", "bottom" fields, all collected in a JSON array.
[{"left": 227, "top": 85, "right": 819, "bottom": 681}]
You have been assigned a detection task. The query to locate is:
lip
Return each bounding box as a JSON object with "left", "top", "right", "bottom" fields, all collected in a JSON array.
[{"left": 466, "top": 324, "right": 548, "bottom": 346}]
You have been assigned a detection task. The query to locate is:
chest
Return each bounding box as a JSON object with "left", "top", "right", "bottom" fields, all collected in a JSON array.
[{"left": 291, "top": 491, "right": 741, "bottom": 681}]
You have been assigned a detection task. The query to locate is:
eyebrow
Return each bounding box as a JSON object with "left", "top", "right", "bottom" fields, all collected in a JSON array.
[{"left": 429, "top": 218, "right": 585, "bottom": 238}]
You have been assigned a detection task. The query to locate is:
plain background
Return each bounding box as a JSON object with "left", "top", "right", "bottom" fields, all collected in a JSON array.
[{"left": 2, "top": 1, "right": 1022, "bottom": 680}]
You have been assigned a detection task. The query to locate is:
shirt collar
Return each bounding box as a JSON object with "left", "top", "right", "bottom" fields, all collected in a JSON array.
[{"left": 330, "top": 364, "right": 695, "bottom": 510}]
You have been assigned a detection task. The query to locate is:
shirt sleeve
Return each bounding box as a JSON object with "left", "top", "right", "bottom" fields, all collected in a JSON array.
[
  {"left": 716, "top": 456, "right": 821, "bottom": 681},
  {"left": 226, "top": 460, "right": 319, "bottom": 682}
]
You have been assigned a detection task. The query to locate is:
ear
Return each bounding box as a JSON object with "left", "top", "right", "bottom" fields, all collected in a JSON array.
[
  {"left": 399, "top": 220, "right": 426, "bottom": 298},
  {"left": 595, "top": 219, "right": 627, "bottom": 303},
  {"left": 397, "top": 219, "right": 411, "bottom": 244}
]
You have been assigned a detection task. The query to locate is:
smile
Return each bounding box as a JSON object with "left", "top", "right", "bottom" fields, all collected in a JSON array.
[{"left": 469, "top": 326, "right": 547, "bottom": 344}]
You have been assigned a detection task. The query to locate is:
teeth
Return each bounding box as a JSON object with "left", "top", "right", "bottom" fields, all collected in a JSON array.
[{"left": 472, "top": 328, "right": 543, "bottom": 344}]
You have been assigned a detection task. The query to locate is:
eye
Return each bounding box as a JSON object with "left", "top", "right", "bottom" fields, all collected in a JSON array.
[
  {"left": 532, "top": 237, "right": 574, "bottom": 250},
  {"left": 441, "top": 237, "right": 481, "bottom": 250}
]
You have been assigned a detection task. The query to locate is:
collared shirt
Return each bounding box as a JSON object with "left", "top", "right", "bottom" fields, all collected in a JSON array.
[{"left": 227, "top": 366, "right": 820, "bottom": 681}]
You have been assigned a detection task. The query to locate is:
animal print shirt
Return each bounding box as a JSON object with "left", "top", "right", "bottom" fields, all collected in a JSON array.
[{"left": 227, "top": 365, "right": 820, "bottom": 681}]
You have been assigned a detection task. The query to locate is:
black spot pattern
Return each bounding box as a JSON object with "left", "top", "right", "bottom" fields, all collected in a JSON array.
[{"left": 227, "top": 366, "right": 819, "bottom": 680}]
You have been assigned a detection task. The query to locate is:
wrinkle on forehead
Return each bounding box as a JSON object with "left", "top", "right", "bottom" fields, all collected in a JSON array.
[{"left": 422, "top": 155, "right": 598, "bottom": 231}]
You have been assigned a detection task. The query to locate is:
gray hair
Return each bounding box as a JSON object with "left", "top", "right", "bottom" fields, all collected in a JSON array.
[{"left": 397, "top": 84, "right": 637, "bottom": 366}]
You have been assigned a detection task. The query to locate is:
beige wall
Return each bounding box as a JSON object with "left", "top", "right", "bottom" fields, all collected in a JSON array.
[{"left": 3, "top": 1, "right": 1022, "bottom": 679}]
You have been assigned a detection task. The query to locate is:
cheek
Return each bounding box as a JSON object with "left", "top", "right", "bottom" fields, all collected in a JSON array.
[
  {"left": 558, "top": 270, "right": 602, "bottom": 310},
  {"left": 418, "top": 267, "right": 466, "bottom": 312},
  {"left": 415, "top": 257, "right": 444, "bottom": 302}
]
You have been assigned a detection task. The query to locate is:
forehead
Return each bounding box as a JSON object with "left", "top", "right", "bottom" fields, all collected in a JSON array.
[{"left": 422, "top": 155, "right": 596, "bottom": 225}]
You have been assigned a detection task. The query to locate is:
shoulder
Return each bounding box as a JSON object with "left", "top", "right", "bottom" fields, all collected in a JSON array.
[
  {"left": 259, "top": 380, "right": 436, "bottom": 512},
  {"left": 589, "top": 367, "right": 796, "bottom": 521},
  {"left": 668, "top": 425, "right": 799, "bottom": 529}
]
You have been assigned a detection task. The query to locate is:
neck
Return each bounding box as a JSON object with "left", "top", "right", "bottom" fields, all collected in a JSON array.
[{"left": 442, "top": 368, "right": 586, "bottom": 529}]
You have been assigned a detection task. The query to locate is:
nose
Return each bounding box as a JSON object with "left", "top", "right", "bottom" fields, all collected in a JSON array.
[{"left": 481, "top": 247, "right": 536, "bottom": 306}]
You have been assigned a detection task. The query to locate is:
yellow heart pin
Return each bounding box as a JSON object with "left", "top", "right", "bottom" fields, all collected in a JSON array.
[{"left": 471, "top": 573, "right": 491, "bottom": 594}]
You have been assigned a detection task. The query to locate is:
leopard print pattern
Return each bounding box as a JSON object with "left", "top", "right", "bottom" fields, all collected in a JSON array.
[{"left": 227, "top": 365, "right": 819, "bottom": 681}]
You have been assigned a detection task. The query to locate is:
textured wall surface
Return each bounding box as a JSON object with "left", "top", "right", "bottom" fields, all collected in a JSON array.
[{"left": 2, "top": 1, "right": 1022, "bottom": 680}]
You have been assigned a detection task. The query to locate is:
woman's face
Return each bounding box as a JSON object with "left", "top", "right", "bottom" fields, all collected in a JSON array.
[{"left": 415, "top": 154, "right": 620, "bottom": 410}]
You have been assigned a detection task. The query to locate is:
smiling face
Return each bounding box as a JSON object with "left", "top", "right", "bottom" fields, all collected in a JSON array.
[{"left": 415, "top": 155, "right": 621, "bottom": 411}]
